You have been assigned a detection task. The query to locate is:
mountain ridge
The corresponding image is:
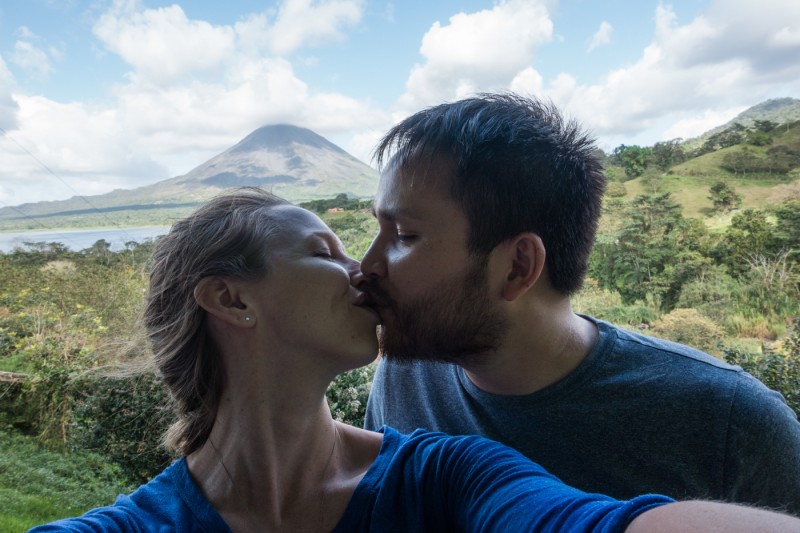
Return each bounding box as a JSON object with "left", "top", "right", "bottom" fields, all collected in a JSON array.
[
  {"left": 685, "top": 97, "right": 800, "bottom": 147},
  {"left": 0, "top": 124, "right": 377, "bottom": 224}
]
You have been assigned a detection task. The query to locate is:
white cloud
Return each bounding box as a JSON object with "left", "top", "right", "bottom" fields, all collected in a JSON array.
[
  {"left": 544, "top": 1, "right": 800, "bottom": 143},
  {"left": 0, "top": 55, "right": 20, "bottom": 131},
  {"left": 17, "top": 26, "right": 36, "bottom": 39},
  {"left": 0, "top": 93, "right": 169, "bottom": 206},
  {"left": 383, "top": 2, "right": 396, "bottom": 23},
  {"left": 509, "top": 67, "right": 544, "bottom": 95},
  {"left": 233, "top": 0, "right": 366, "bottom": 58},
  {"left": 662, "top": 106, "right": 747, "bottom": 141},
  {"left": 771, "top": 26, "right": 800, "bottom": 48},
  {"left": 10, "top": 40, "right": 53, "bottom": 78},
  {"left": 93, "top": 2, "right": 236, "bottom": 85},
  {"left": 397, "top": 0, "right": 554, "bottom": 112},
  {"left": 587, "top": 21, "right": 613, "bottom": 52},
  {"left": 267, "top": 0, "right": 365, "bottom": 56},
  {"left": 345, "top": 128, "right": 386, "bottom": 164}
]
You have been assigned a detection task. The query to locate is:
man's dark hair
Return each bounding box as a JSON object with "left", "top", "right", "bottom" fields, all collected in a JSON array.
[{"left": 373, "top": 92, "right": 606, "bottom": 295}]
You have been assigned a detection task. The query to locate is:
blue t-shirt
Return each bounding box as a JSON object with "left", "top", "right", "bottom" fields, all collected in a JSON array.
[
  {"left": 31, "top": 427, "right": 672, "bottom": 532},
  {"left": 365, "top": 317, "right": 800, "bottom": 513}
]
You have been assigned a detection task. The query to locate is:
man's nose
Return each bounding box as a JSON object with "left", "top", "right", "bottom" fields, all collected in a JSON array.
[{"left": 360, "top": 236, "right": 387, "bottom": 279}]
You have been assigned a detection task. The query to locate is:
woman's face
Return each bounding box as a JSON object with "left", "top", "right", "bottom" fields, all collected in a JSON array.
[{"left": 250, "top": 205, "right": 379, "bottom": 369}]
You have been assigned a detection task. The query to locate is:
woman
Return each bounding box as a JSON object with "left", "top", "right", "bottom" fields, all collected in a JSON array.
[{"left": 32, "top": 188, "right": 800, "bottom": 532}]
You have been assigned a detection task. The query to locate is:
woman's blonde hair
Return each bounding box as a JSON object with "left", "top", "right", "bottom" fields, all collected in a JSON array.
[{"left": 143, "top": 187, "right": 287, "bottom": 455}]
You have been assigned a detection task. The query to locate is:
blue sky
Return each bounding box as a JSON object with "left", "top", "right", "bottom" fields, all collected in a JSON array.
[{"left": 1, "top": 0, "right": 798, "bottom": 205}]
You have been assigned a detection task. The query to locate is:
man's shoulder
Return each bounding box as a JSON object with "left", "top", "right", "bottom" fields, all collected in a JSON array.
[
  {"left": 593, "top": 317, "right": 791, "bottom": 406},
  {"left": 596, "top": 317, "right": 741, "bottom": 371}
]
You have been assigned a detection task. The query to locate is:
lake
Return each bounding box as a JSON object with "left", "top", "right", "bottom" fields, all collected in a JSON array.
[{"left": 0, "top": 226, "right": 171, "bottom": 253}]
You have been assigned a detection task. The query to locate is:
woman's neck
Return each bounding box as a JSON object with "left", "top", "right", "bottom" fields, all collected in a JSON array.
[
  {"left": 186, "top": 335, "right": 383, "bottom": 531},
  {"left": 188, "top": 393, "right": 342, "bottom": 531}
]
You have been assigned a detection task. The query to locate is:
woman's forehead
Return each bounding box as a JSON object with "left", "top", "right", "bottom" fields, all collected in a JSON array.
[
  {"left": 269, "top": 205, "right": 334, "bottom": 241},
  {"left": 271, "top": 204, "right": 325, "bottom": 228}
]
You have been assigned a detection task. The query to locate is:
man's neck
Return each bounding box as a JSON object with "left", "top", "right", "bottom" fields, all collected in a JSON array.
[{"left": 463, "top": 311, "right": 599, "bottom": 396}]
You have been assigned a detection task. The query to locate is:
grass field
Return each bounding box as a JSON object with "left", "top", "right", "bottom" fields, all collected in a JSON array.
[{"left": 0, "top": 427, "right": 134, "bottom": 531}]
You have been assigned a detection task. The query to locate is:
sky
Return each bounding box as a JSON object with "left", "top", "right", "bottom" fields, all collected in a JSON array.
[{"left": 0, "top": 0, "right": 798, "bottom": 207}]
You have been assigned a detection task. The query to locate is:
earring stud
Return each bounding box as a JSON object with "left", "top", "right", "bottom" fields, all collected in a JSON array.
[{"left": 244, "top": 316, "right": 252, "bottom": 321}]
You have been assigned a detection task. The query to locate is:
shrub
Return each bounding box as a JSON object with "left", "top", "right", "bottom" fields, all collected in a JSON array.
[
  {"left": 572, "top": 280, "right": 658, "bottom": 326},
  {"left": 327, "top": 362, "right": 376, "bottom": 427},
  {"left": 596, "top": 304, "right": 660, "bottom": 327},
  {"left": 676, "top": 268, "right": 741, "bottom": 324},
  {"left": 723, "top": 314, "right": 786, "bottom": 340},
  {"left": 652, "top": 308, "right": 724, "bottom": 355},
  {"left": 606, "top": 182, "right": 627, "bottom": 198},
  {"left": 69, "top": 372, "right": 174, "bottom": 484},
  {"left": 724, "top": 320, "right": 800, "bottom": 417}
]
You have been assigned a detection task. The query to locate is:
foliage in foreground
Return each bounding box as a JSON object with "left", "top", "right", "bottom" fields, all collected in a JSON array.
[
  {"left": 0, "top": 426, "right": 133, "bottom": 532},
  {"left": 724, "top": 320, "right": 800, "bottom": 415}
]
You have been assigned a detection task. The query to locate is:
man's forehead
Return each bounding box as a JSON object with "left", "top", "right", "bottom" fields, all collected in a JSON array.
[
  {"left": 377, "top": 156, "right": 454, "bottom": 198},
  {"left": 374, "top": 164, "right": 462, "bottom": 225}
]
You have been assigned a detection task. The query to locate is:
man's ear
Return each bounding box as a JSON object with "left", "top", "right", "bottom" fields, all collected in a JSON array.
[
  {"left": 194, "top": 277, "right": 254, "bottom": 327},
  {"left": 500, "top": 233, "right": 546, "bottom": 302}
]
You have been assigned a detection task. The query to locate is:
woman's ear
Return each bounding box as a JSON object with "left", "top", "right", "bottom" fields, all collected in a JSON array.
[
  {"left": 194, "top": 277, "right": 255, "bottom": 327},
  {"left": 500, "top": 233, "right": 546, "bottom": 302}
]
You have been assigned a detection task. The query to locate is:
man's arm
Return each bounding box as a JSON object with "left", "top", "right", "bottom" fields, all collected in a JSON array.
[{"left": 627, "top": 501, "right": 800, "bottom": 532}]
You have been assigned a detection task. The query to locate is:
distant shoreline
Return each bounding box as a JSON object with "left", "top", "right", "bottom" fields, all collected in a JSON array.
[
  {"left": 0, "top": 226, "right": 171, "bottom": 253},
  {"left": 0, "top": 224, "right": 171, "bottom": 235}
]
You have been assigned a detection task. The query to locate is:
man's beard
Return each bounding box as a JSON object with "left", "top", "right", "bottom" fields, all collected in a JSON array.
[{"left": 368, "top": 256, "right": 508, "bottom": 365}]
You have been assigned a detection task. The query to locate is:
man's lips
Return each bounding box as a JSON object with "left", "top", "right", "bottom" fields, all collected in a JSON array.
[{"left": 354, "top": 292, "right": 383, "bottom": 322}]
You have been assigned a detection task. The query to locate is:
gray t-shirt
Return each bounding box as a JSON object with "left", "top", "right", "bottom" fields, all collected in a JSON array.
[{"left": 365, "top": 317, "right": 800, "bottom": 514}]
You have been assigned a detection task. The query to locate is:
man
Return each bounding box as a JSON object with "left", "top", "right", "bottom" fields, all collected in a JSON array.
[{"left": 361, "top": 93, "right": 800, "bottom": 514}]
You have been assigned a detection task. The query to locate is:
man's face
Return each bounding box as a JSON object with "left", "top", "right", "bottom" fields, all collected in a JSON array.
[{"left": 360, "top": 158, "right": 507, "bottom": 363}]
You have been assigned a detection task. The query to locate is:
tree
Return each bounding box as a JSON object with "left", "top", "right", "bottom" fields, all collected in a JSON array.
[
  {"left": 651, "top": 139, "right": 686, "bottom": 171},
  {"left": 746, "top": 130, "right": 772, "bottom": 146},
  {"left": 699, "top": 123, "right": 746, "bottom": 154},
  {"left": 641, "top": 167, "right": 664, "bottom": 194},
  {"left": 765, "top": 145, "right": 800, "bottom": 175},
  {"left": 754, "top": 119, "right": 779, "bottom": 133},
  {"left": 774, "top": 201, "right": 800, "bottom": 253},
  {"left": 614, "top": 145, "right": 652, "bottom": 179},
  {"left": 676, "top": 265, "right": 742, "bottom": 322},
  {"left": 591, "top": 194, "right": 691, "bottom": 306},
  {"left": 708, "top": 181, "right": 742, "bottom": 213},
  {"left": 720, "top": 149, "right": 762, "bottom": 176},
  {"left": 84, "top": 239, "right": 114, "bottom": 266},
  {"left": 715, "top": 209, "right": 776, "bottom": 277}
]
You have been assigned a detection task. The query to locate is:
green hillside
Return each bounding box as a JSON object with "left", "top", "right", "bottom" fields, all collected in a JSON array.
[{"left": 606, "top": 116, "right": 800, "bottom": 222}]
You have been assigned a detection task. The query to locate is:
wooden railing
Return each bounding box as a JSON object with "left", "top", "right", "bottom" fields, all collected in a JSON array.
[{"left": 0, "top": 371, "right": 28, "bottom": 383}]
